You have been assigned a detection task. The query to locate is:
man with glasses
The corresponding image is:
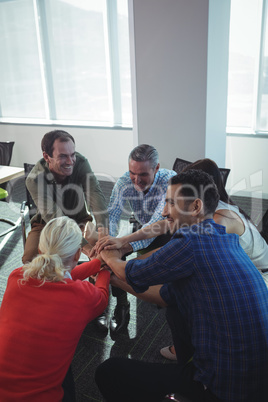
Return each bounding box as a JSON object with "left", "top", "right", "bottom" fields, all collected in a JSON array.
[{"left": 22, "top": 129, "right": 108, "bottom": 264}]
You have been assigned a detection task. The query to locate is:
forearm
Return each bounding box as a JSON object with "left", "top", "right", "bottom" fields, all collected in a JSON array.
[
  {"left": 111, "top": 274, "right": 167, "bottom": 307},
  {"left": 100, "top": 250, "right": 127, "bottom": 281},
  {"left": 71, "top": 259, "right": 101, "bottom": 280},
  {"left": 123, "top": 219, "right": 168, "bottom": 244}
]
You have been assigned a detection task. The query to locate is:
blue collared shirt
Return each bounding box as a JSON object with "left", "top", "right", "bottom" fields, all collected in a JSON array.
[
  {"left": 125, "top": 219, "right": 268, "bottom": 401},
  {"left": 108, "top": 168, "right": 176, "bottom": 251}
]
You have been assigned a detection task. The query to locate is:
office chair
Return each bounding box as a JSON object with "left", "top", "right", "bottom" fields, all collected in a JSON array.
[
  {"left": 172, "top": 158, "right": 230, "bottom": 188},
  {"left": 257, "top": 208, "right": 268, "bottom": 244},
  {"left": 0, "top": 141, "right": 15, "bottom": 167},
  {"left": 0, "top": 141, "right": 17, "bottom": 237},
  {"left": 20, "top": 163, "right": 36, "bottom": 248}
]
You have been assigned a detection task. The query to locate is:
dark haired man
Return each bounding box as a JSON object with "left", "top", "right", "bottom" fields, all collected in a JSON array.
[
  {"left": 22, "top": 130, "right": 108, "bottom": 264},
  {"left": 95, "top": 170, "right": 268, "bottom": 402},
  {"left": 104, "top": 144, "right": 176, "bottom": 334}
]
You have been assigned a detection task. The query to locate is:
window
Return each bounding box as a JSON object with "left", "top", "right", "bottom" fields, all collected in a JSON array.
[
  {"left": 227, "top": 0, "right": 268, "bottom": 134},
  {"left": 0, "top": 0, "right": 132, "bottom": 127}
]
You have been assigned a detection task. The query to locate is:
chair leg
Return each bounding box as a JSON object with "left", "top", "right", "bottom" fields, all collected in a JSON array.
[
  {"left": 20, "top": 201, "right": 27, "bottom": 248},
  {"left": 0, "top": 218, "right": 17, "bottom": 237}
]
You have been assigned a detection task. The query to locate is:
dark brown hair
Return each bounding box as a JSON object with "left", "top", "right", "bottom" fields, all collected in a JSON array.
[{"left": 41, "top": 130, "right": 75, "bottom": 157}]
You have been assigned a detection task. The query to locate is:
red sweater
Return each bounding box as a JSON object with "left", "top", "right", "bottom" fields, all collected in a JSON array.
[{"left": 0, "top": 259, "right": 110, "bottom": 401}]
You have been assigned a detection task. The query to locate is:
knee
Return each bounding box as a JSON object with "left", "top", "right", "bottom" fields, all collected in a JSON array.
[
  {"left": 95, "top": 357, "right": 123, "bottom": 400},
  {"left": 95, "top": 357, "right": 118, "bottom": 385},
  {"left": 22, "top": 247, "right": 37, "bottom": 265},
  {"left": 165, "top": 304, "right": 179, "bottom": 325}
]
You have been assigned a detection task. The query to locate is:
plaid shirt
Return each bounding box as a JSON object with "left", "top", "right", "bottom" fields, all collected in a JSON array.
[
  {"left": 125, "top": 220, "right": 268, "bottom": 401},
  {"left": 108, "top": 168, "right": 176, "bottom": 251}
]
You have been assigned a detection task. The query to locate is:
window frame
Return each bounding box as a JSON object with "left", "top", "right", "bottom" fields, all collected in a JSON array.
[
  {"left": 0, "top": 0, "right": 132, "bottom": 129},
  {"left": 226, "top": 0, "right": 268, "bottom": 137}
]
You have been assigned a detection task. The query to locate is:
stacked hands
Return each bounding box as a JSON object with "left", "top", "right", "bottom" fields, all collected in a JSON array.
[
  {"left": 91, "top": 233, "right": 127, "bottom": 256},
  {"left": 85, "top": 227, "right": 126, "bottom": 286}
]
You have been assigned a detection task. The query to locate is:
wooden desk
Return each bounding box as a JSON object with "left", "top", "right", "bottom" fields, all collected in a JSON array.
[
  {"left": 0, "top": 165, "right": 24, "bottom": 237},
  {"left": 0, "top": 165, "right": 24, "bottom": 185}
]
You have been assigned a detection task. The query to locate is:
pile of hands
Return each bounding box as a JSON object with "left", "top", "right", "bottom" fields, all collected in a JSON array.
[
  {"left": 84, "top": 225, "right": 123, "bottom": 267},
  {"left": 90, "top": 231, "right": 126, "bottom": 259},
  {"left": 90, "top": 228, "right": 127, "bottom": 287}
]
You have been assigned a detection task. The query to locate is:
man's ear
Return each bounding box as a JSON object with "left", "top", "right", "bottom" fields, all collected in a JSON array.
[
  {"left": 43, "top": 151, "right": 50, "bottom": 163},
  {"left": 191, "top": 198, "right": 203, "bottom": 216},
  {"left": 155, "top": 163, "right": 160, "bottom": 173}
]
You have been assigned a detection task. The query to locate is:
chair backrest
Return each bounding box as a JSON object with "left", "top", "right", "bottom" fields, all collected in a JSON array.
[
  {"left": 218, "top": 167, "right": 230, "bottom": 188},
  {"left": 24, "top": 163, "right": 37, "bottom": 220},
  {"left": 172, "top": 158, "right": 192, "bottom": 174},
  {"left": 0, "top": 142, "right": 15, "bottom": 166},
  {"left": 257, "top": 209, "right": 268, "bottom": 244},
  {"left": 172, "top": 158, "right": 230, "bottom": 187}
]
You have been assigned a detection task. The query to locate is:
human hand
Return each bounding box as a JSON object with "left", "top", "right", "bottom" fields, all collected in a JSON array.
[
  {"left": 94, "top": 236, "right": 125, "bottom": 254},
  {"left": 100, "top": 247, "right": 122, "bottom": 265},
  {"left": 83, "top": 221, "right": 98, "bottom": 247}
]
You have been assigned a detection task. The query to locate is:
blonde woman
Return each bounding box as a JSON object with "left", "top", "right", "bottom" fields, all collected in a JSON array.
[{"left": 0, "top": 216, "right": 110, "bottom": 401}]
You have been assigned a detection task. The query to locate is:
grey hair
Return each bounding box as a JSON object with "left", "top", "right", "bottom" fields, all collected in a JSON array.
[
  {"left": 22, "top": 217, "right": 82, "bottom": 284},
  {"left": 129, "top": 144, "right": 159, "bottom": 169}
]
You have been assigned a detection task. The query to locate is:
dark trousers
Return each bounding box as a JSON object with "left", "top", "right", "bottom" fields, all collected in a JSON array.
[
  {"left": 95, "top": 358, "right": 221, "bottom": 402},
  {"left": 95, "top": 306, "right": 222, "bottom": 402},
  {"left": 62, "top": 366, "right": 76, "bottom": 402},
  {"left": 166, "top": 304, "right": 194, "bottom": 367}
]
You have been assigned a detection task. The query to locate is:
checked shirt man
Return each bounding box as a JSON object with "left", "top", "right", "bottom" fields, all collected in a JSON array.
[
  {"left": 96, "top": 170, "right": 268, "bottom": 402},
  {"left": 95, "top": 144, "right": 176, "bottom": 334}
]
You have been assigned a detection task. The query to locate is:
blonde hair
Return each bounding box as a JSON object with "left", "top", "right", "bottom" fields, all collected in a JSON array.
[{"left": 22, "top": 216, "right": 82, "bottom": 285}]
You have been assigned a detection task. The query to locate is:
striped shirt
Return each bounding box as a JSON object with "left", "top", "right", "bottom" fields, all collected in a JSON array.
[
  {"left": 108, "top": 168, "right": 176, "bottom": 251},
  {"left": 125, "top": 219, "right": 268, "bottom": 401}
]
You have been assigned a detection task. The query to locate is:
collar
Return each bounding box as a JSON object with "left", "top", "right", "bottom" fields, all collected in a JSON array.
[{"left": 64, "top": 271, "right": 72, "bottom": 280}]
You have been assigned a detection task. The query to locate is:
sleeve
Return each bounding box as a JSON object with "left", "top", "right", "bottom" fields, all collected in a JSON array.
[
  {"left": 78, "top": 270, "right": 110, "bottom": 321},
  {"left": 159, "top": 283, "right": 176, "bottom": 306},
  {"left": 82, "top": 160, "right": 109, "bottom": 228},
  {"left": 108, "top": 176, "right": 128, "bottom": 237},
  {"left": 26, "top": 169, "right": 64, "bottom": 223},
  {"left": 125, "top": 234, "right": 194, "bottom": 293},
  {"left": 71, "top": 259, "right": 101, "bottom": 281},
  {"left": 130, "top": 196, "right": 167, "bottom": 251},
  {"left": 130, "top": 169, "right": 177, "bottom": 251}
]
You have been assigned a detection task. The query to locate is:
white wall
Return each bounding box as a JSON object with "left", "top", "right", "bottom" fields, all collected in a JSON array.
[
  {"left": 0, "top": 124, "right": 133, "bottom": 181},
  {"left": 130, "top": 0, "right": 209, "bottom": 169},
  {"left": 206, "top": 0, "right": 230, "bottom": 167}
]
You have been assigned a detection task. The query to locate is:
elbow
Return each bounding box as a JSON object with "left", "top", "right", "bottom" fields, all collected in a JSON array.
[{"left": 116, "top": 271, "right": 126, "bottom": 282}]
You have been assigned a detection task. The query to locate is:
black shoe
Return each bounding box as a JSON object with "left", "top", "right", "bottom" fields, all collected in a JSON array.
[
  {"left": 94, "top": 311, "right": 108, "bottom": 332},
  {"left": 110, "top": 302, "right": 130, "bottom": 334}
]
